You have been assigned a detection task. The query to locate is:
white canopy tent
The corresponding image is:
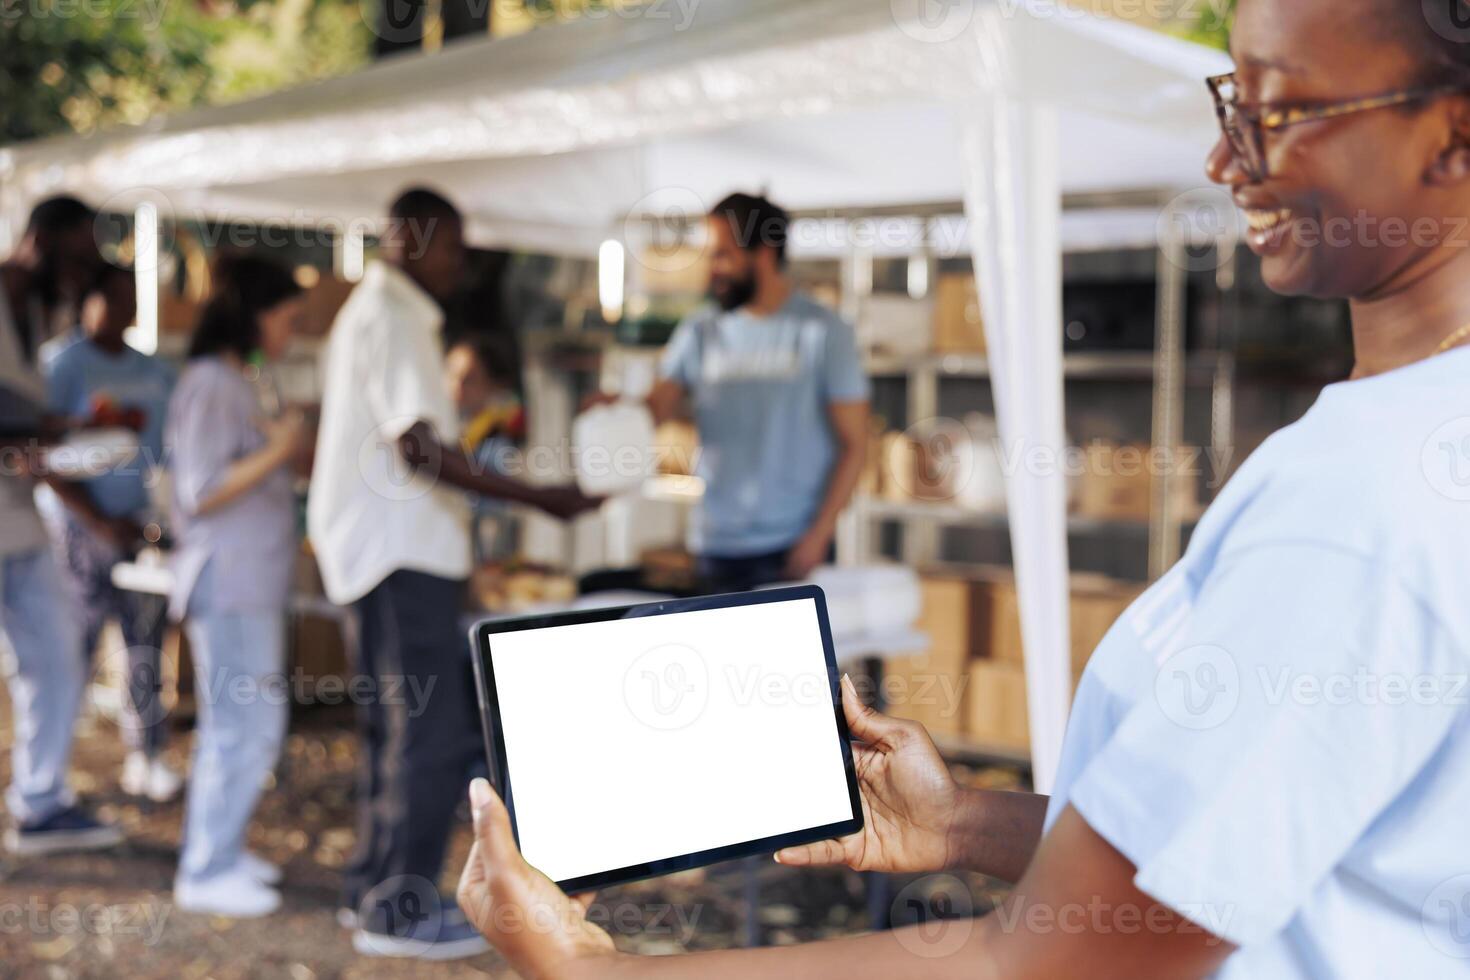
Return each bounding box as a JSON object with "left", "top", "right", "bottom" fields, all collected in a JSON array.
[{"left": 0, "top": 0, "right": 1230, "bottom": 790}]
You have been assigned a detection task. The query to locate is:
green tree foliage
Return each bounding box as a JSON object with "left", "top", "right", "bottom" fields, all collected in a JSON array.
[
  {"left": 0, "top": 0, "right": 372, "bottom": 145},
  {"left": 1181, "top": 0, "right": 1233, "bottom": 52},
  {"left": 1, "top": 0, "right": 210, "bottom": 142}
]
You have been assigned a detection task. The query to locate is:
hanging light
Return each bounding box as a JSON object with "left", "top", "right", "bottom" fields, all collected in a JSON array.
[
  {"left": 130, "top": 202, "right": 159, "bottom": 355},
  {"left": 599, "top": 239, "right": 626, "bottom": 323},
  {"left": 337, "top": 225, "right": 366, "bottom": 283},
  {"left": 906, "top": 254, "right": 930, "bottom": 300}
]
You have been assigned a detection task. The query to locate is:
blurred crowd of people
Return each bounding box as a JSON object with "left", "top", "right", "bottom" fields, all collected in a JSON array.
[
  {"left": 0, "top": 189, "right": 601, "bottom": 959},
  {"left": 0, "top": 185, "right": 871, "bottom": 961}
]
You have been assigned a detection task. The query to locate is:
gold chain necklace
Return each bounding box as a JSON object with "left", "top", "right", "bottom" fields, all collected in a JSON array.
[{"left": 1435, "top": 322, "right": 1470, "bottom": 356}]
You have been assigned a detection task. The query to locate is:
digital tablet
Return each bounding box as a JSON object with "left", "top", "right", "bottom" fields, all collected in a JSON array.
[{"left": 470, "top": 585, "right": 864, "bottom": 893}]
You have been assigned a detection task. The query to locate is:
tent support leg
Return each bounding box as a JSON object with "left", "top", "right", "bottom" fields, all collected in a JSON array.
[{"left": 1149, "top": 223, "right": 1188, "bottom": 580}]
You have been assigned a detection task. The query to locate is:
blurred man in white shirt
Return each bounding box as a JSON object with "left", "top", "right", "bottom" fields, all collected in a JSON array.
[{"left": 308, "top": 188, "right": 597, "bottom": 960}]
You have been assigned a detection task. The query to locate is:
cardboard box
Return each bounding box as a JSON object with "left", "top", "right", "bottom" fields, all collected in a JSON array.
[
  {"left": 1074, "top": 442, "right": 1200, "bottom": 523},
  {"left": 880, "top": 433, "right": 917, "bottom": 502},
  {"left": 889, "top": 570, "right": 1141, "bottom": 745},
  {"left": 972, "top": 574, "right": 1143, "bottom": 680},
  {"left": 653, "top": 421, "right": 698, "bottom": 476},
  {"left": 977, "top": 576, "right": 1025, "bottom": 665},
  {"left": 880, "top": 432, "right": 955, "bottom": 503},
  {"left": 861, "top": 294, "right": 935, "bottom": 358},
  {"left": 916, "top": 573, "right": 991, "bottom": 660},
  {"left": 966, "top": 660, "right": 1029, "bottom": 751},
  {"left": 933, "top": 274, "right": 987, "bottom": 354},
  {"left": 885, "top": 573, "right": 993, "bottom": 737},
  {"left": 884, "top": 654, "right": 970, "bottom": 738},
  {"left": 1070, "top": 575, "right": 1144, "bottom": 677}
]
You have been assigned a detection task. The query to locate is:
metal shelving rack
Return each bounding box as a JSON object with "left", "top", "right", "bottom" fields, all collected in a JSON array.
[
  {"left": 829, "top": 189, "right": 1238, "bottom": 585},
  {"left": 511, "top": 191, "right": 1242, "bottom": 585}
]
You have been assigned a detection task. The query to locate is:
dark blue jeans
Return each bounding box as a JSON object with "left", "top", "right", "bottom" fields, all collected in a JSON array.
[
  {"left": 54, "top": 513, "right": 168, "bottom": 755},
  {"left": 345, "top": 569, "right": 474, "bottom": 932},
  {"left": 695, "top": 541, "right": 834, "bottom": 594},
  {"left": 695, "top": 548, "right": 791, "bottom": 594}
]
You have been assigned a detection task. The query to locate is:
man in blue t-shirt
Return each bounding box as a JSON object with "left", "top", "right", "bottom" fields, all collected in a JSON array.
[
  {"left": 601, "top": 193, "right": 871, "bottom": 592},
  {"left": 41, "top": 262, "right": 181, "bottom": 803}
]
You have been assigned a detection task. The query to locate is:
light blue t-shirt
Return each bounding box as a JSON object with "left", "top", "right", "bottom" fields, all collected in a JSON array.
[
  {"left": 659, "top": 293, "right": 869, "bottom": 557},
  {"left": 44, "top": 332, "right": 176, "bottom": 518},
  {"left": 1047, "top": 347, "right": 1470, "bottom": 977}
]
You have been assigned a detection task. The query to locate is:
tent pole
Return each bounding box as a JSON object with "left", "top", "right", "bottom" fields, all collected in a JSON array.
[
  {"left": 961, "top": 97, "right": 1071, "bottom": 793},
  {"left": 1150, "top": 202, "right": 1188, "bottom": 580}
]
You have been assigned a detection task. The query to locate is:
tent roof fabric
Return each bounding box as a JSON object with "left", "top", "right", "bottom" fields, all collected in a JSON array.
[
  {"left": 0, "top": 0, "right": 1230, "bottom": 254},
  {"left": 0, "top": 1, "right": 1234, "bottom": 784}
]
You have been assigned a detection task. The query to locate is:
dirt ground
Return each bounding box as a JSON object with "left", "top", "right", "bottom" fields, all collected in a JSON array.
[{"left": 0, "top": 685, "right": 1020, "bottom": 980}]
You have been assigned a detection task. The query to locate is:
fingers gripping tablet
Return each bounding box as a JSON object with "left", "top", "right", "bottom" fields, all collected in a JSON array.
[{"left": 469, "top": 586, "right": 864, "bottom": 893}]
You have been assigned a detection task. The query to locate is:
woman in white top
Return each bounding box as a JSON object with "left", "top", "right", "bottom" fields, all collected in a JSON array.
[{"left": 450, "top": 0, "right": 1470, "bottom": 977}]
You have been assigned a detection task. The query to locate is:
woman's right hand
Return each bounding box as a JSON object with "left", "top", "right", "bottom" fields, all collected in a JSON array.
[{"left": 775, "top": 674, "right": 961, "bottom": 875}]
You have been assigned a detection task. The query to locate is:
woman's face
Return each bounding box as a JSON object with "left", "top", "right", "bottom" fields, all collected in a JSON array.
[
  {"left": 1207, "top": 0, "right": 1470, "bottom": 299},
  {"left": 257, "top": 294, "right": 306, "bottom": 362}
]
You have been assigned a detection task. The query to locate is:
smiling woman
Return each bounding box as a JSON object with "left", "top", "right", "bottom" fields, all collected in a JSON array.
[
  {"left": 1206, "top": 0, "right": 1470, "bottom": 359},
  {"left": 452, "top": 2, "right": 1470, "bottom": 978}
]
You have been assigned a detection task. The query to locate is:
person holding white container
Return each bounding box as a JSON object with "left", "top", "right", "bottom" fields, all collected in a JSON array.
[{"left": 587, "top": 192, "right": 871, "bottom": 592}]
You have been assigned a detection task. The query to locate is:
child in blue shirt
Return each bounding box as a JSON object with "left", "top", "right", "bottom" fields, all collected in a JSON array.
[{"left": 42, "top": 262, "right": 181, "bottom": 803}]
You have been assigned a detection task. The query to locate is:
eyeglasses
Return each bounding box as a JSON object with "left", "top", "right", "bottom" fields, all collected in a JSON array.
[{"left": 1207, "top": 72, "right": 1465, "bottom": 181}]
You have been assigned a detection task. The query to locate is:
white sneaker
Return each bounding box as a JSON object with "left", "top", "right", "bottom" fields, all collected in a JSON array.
[
  {"left": 175, "top": 869, "right": 282, "bottom": 918},
  {"left": 120, "top": 753, "right": 184, "bottom": 803},
  {"left": 120, "top": 753, "right": 149, "bottom": 797},
  {"left": 235, "top": 850, "right": 282, "bottom": 886}
]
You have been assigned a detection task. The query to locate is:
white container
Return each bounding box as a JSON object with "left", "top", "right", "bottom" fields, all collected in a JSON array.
[
  {"left": 46, "top": 428, "right": 140, "bottom": 478},
  {"left": 956, "top": 414, "right": 1007, "bottom": 513},
  {"left": 572, "top": 402, "right": 658, "bottom": 497}
]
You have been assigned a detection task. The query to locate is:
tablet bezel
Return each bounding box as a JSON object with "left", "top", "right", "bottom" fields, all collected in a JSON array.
[{"left": 469, "top": 584, "right": 865, "bottom": 894}]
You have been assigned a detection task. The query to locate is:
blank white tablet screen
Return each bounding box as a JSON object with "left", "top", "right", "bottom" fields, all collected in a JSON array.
[{"left": 489, "top": 597, "right": 855, "bottom": 884}]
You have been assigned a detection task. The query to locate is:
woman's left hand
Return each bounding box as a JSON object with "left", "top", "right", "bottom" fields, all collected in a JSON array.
[{"left": 457, "top": 778, "right": 619, "bottom": 980}]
